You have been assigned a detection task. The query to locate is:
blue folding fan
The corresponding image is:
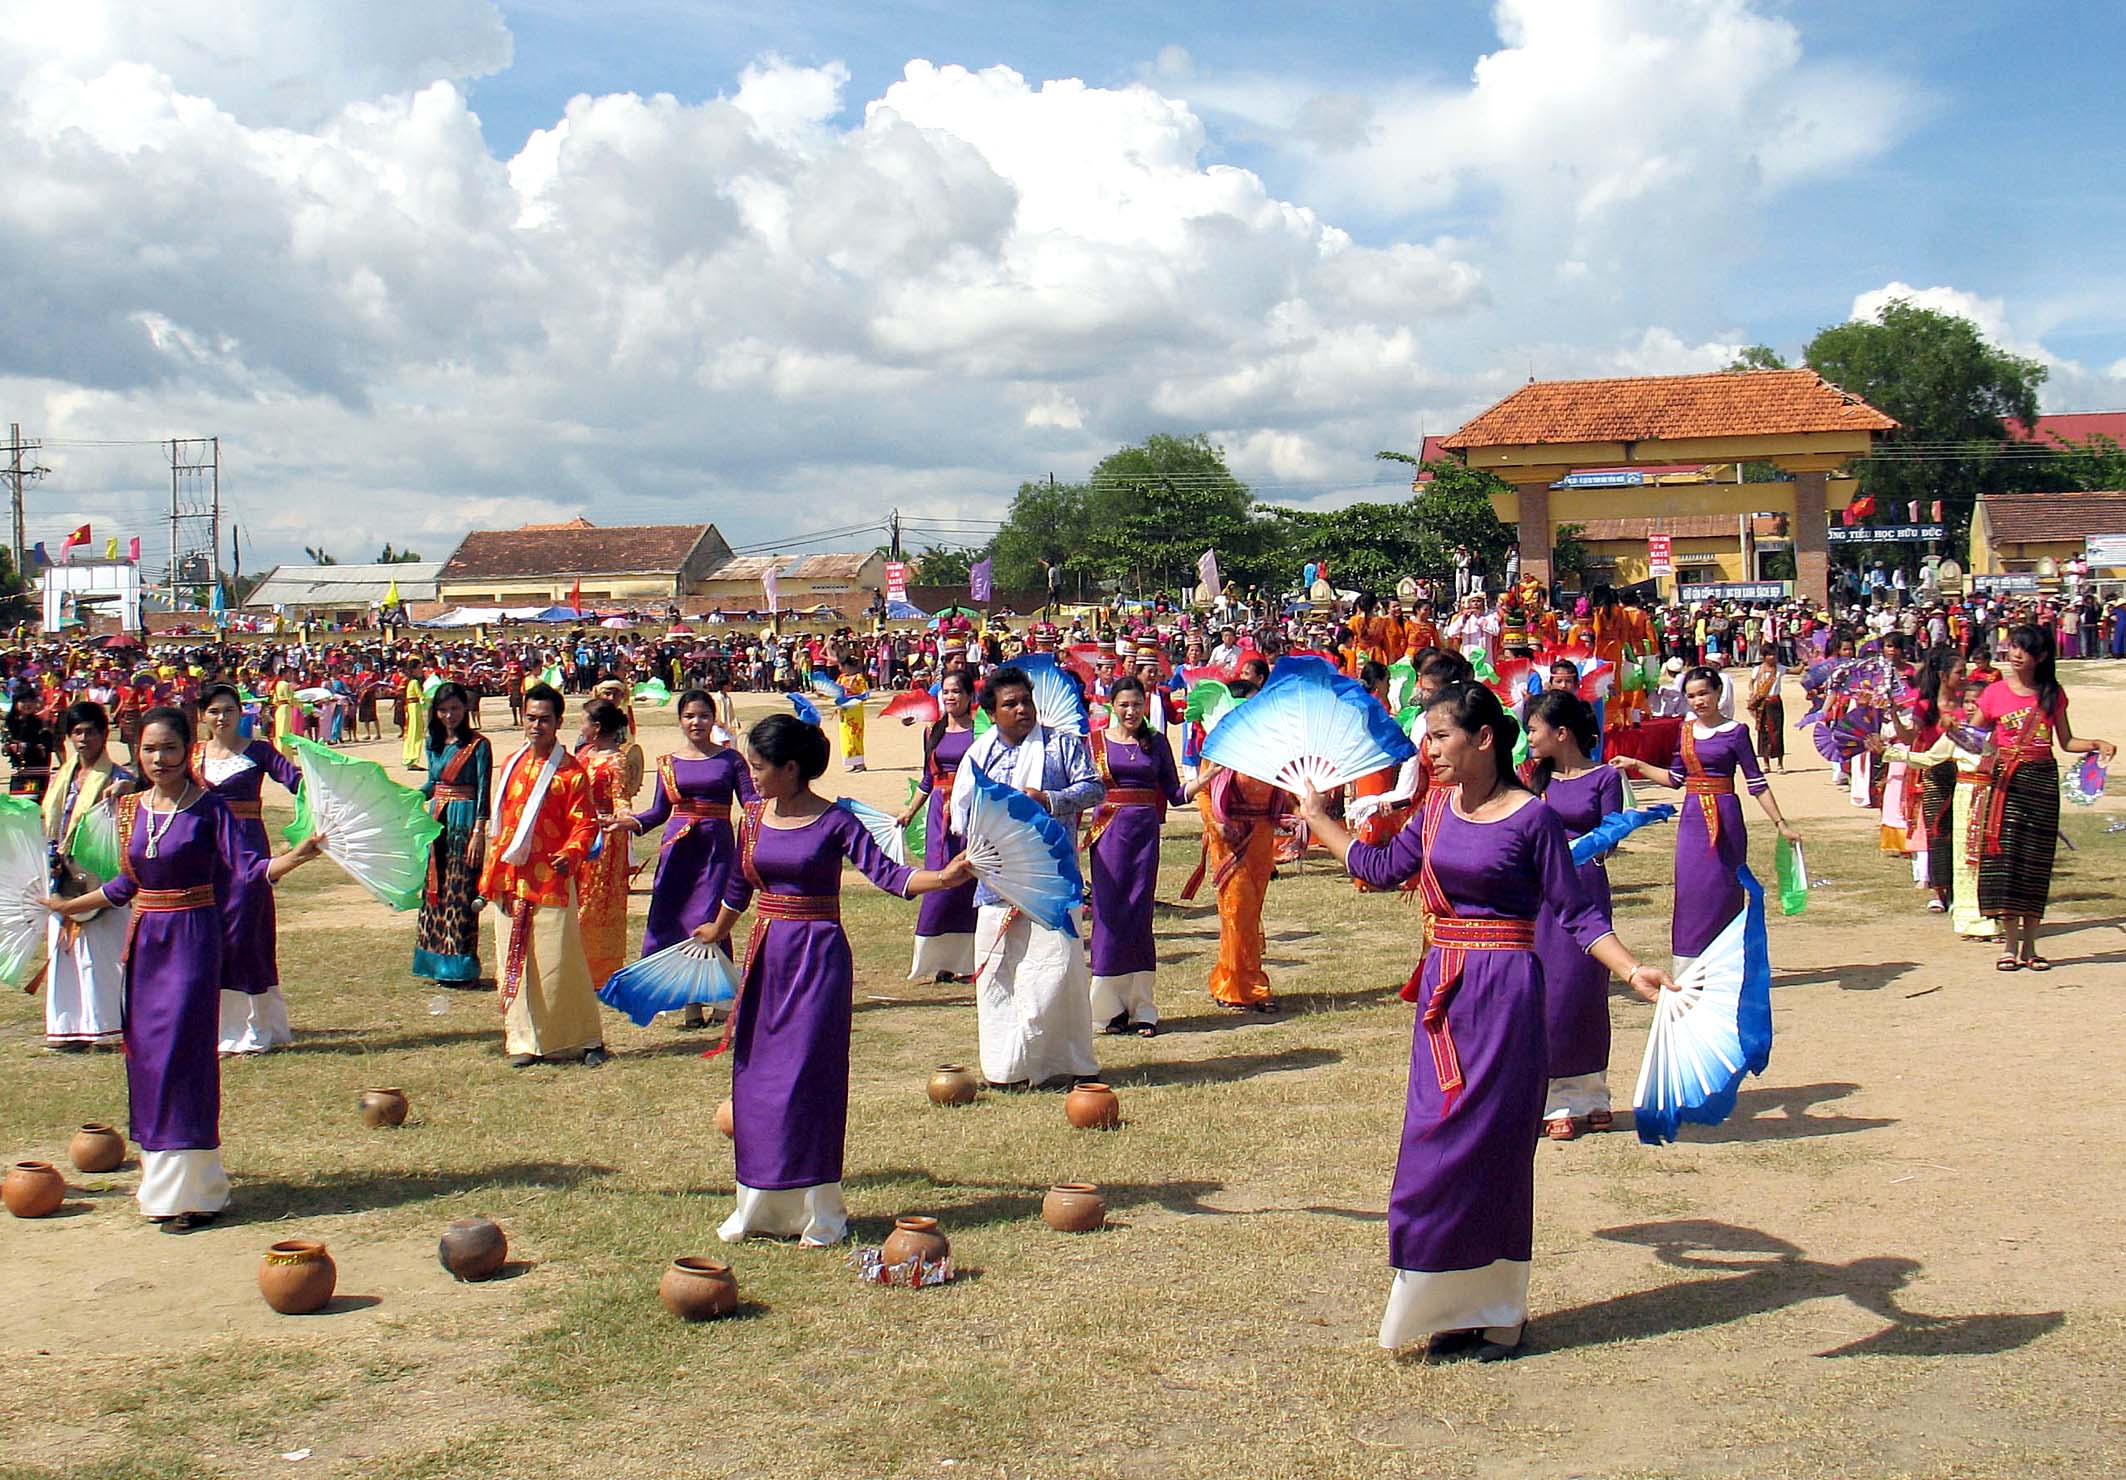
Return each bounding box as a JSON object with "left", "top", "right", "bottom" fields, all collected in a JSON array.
[
  {"left": 788, "top": 692, "right": 823, "bottom": 726},
  {"left": 837, "top": 796, "right": 908, "bottom": 866},
  {"left": 1200, "top": 655, "right": 1416, "bottom": 792},
  {"left": 1011, "top": 653, "right": 1089, "bottom": 737},
  {"left": 1568, "top": 804, "right": 1677, "bottom": 867},
  {"left": 961, "top": 767, "right": 1082, "bottom": 935},
  {"left": 1633, "top": 864, "right": 1773, "bottom": 1145},
  {"left": 597, "top": 940, "right": 740, "bottom": 1027}
]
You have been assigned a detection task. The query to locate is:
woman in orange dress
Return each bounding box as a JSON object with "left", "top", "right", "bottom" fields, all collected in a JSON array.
[
  {"left": 1190, "top": 755, "right": 1285, "bottom": 1014},
  {"left": 573, "top": 697, "right": 641, "bottom": 989}
]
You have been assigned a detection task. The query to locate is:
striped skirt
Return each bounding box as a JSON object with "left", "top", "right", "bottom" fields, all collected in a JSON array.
[
  {"left": 1922, "top": 761, "right": 1956, "bottom": 892},
  {"left": 1977, "top": 759, "right": 2059, "bottom": 919}
]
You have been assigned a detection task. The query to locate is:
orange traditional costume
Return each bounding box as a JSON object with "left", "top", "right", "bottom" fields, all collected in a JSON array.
[
  {"left": 481, "top": 742, "right": 603, "bottom": 1060},
  {"left": 574, "top": 745, "right": 637, "bottom": 989},
  {"left": 1198, "top": 769, "right": 1284, "bottom": 1007}
]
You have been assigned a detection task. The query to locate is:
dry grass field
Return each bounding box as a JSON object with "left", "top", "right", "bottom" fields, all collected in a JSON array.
[{"left": 4, "top": 667, "right": 2124, "bottom": 1480}]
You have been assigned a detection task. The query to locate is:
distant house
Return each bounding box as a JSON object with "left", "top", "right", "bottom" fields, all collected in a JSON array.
[
  {"left": 246, "top": 561, "right": 445, "bottom": 623},
  {"left": 692, "top": 552, "right": 887, "bottom": 618},
  {"left": 436, "top": 519, "right": 732, "bottom": 608},
  {"left": 1970, "top": 490, "right": 2126, "bottom": 576}
]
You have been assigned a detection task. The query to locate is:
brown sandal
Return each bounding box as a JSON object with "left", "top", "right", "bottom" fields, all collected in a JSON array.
[
  {"left": 1994, "top": 956, "right": 2022, "bottom": 972},
  {"left": 2023, "top": 956, "right": 2052, "bottom": 973},
  {"left": 1585, "top": 1109, "right": 1614, "bottom": 1133},
  {"left": 1544, "top": 1117, "right": 1579, "bottom": 1141}
]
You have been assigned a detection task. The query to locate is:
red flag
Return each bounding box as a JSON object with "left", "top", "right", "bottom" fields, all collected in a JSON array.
[
  {"left": 1930, "top": 500, "right": 1943, "bottom": 522},
  {"left": 61, "top": 523, "right": 90, "bottom": 551},
  {"left": 569, "top": 577, "right": 583, "bottom": 614},
  {"left": 1843, "top": 494, "right": 1876, "bottom": 526},
  {"left": 127, "top": 536, "right": 140, "bottom": 562}
]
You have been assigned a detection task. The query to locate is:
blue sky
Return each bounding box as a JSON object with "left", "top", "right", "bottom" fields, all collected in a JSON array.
[{"left": 6, "top": 0, "right": 2122, "bottom": 564}]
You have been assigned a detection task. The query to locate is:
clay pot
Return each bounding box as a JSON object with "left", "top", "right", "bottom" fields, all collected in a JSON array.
[
  {"left": 927, "top": 1064, "right": 979, "bottom": 1107},
  {"left": 715, "top": 1098, "right": 735, "bottom": 1139},
  {"left": 437, "top": 1217, "right": 509, "bottom": 1282},
  {"left": 358, "top": 1088, "right": 409, "bottom": 1129},
  {"left": 1041, "top": 1183, "right": 1107, "bottom": 1233},
  {"left": 69, "top": 1123, "right": 126, "bottom": 1174},
  {"left": 659, "top": 1257, "right": 738, "bottom": 1320},
  {"left": 1064, "top": 1082, "right": 1121, "bottom": 1131},
  {"left": 258, "top": 1239, "right": 337, "bottom": 1315},
  {"left": 880, "top": 1215, "right": 951, "bottom": 1269},
  {"left": 3, "top": 1160, "right": 66, "bottom": 1219}
]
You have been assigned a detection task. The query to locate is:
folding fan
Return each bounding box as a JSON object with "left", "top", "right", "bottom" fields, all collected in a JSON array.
[
  {"left": 0, "top": 796, "right": 50, "bottom": 989},
  {"left": 66, "top": 802, "right": 124, "bottom": 881},
  {"left": 1944, "top": 720, "right": 1992, "bottom": 754},
  {"left": 1464, "top": 649, "right": 1500, "bottom": 683},
  {"left": 1010, "top": 653, "right": 1089, "bottom": 736},
  {"left": 632, "top": 678, "right": 673, "bottom": 707},
  {"left": 596, "top": 940, "right": 739, "bottom": 1027},
  {"left": 788, "top": 692, "right": 823, "bottom": 727},
  {"left": 1061, "top": 645, "right": 1107, "bottom": 691},
  {"left": 881, "top": 690, "right": 941, "bottom": 727},
  {"left": 1184, "top": 679, "right": 1236, "bottom": 728},
  {"left": 837, "top": 797, "right": 908, "bottom": 866},
  {"left": 1179, "top": 663, "right": 1234, "bottom": 687},
  {"left": 1386, "top": 660, "right": 1418, "bottom": 714},
  {"left": 1567, "top": 804, "right": 1677, "bottom": 866},
  {"left": 1774, "top": 835, "right": 1808, "bottom": 916},
  {"left": 1488, "top": 657, "right": 1536, "bottom": 710},
  {"left": 1633, "top": 864, "right": 1773, "bottom": 1146},
  {"left": 961, "top": 768, "right": 1082, "bottom": 935},
  {"left": 902, "top": 778, "right": 927, "bottom": 861},
  {"left": 281, "top": 737, "right": 444, "bottom": 911},
  {"left": 1199, "top": 655, "right": 1417, "bottom": 793},
  {"left": 2064, "top": 753, "right": 2108, "bottom": 807}
]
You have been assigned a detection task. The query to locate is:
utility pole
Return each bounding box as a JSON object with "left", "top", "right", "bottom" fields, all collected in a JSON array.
[
  {"left": 889, "top": 507, "right": 902, "bottom": 561},
  {"left": 166, "top": 436, "right": 221, "bottom": 609},
  {"left": 5, "top": 423, "right": 49, "bottom": 579}
]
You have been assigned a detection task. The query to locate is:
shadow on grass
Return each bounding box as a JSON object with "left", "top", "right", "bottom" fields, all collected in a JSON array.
[
  {"left": 1106, "top": 1046, "right": 1340, "bottom": 1088},
  {"left": 280, "top": 1026, "right": 501, "bottom": 1055},
  {"left": 845, "top": 1168, "right": 1230, "bottom": 1229},
  {"left": 1774, "top": 961, "right": 1923, "bottom": 993},
  {"left": 1651, "top": 1081, "right": 1893, "bottom": 1143},
  {"left": 237, "top": 1160, "right": 616, "bottom": 1221},
  {"left": 1531, "top": 1219, "right": 2063, "bottom": 1359}
]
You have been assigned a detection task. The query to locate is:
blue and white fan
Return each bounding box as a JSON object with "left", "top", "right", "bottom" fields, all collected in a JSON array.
[
  {"left": 811, "top": 671, "right": 867, "bottom": 710},
  {"left": 1012, "top": 653, "right": 1090, "bottom": 737},
  {"left": 788, "top": 692, "right": 823, "bottom": 726},
  {"left": 597, "top": 940, "right": 741, "bottom": 1028},
  {"left": 1568, "top": 804, "right": 1677, "bottom": 867},
  {"left": 1633, "top": 864, "right": 1774, "bottom": 1145},
  {"left": 836, "top": 796, "right": 907, "bottom": 866},
  {"left": 961, "top": 767, "right": 1082, "bottom": 935},
  {"left": 1200, "top": 655, "right": 1416, "bottom": 792}
]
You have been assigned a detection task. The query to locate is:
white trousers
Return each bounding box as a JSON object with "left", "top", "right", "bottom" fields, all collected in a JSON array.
[
  {"left": 137, "top": 1148, "right": 231, "bottom": 1218},
  {"left": 44, "top": 909, "right": 128, "bottom": 1046},
  {"left": 909, "top": 931, "right": 975, "bottom": 981},
  {"left": 1379, "top": 1259, "right": 1530, "bottom": 1350},
  {"left": 218, "top": 986, "right": 292, "bottom": 1054},
  {"left": 1545, "top": 1071, "right": 1611, "bottom": 1121},
  {"left": 974, "top": 905, "right": 1097, "bottom": 1087},
  {"left": 1089, "top": 969, "right": 1158, "bottom": 1028},
  {"left": 718, "top": 1182, "right": 848, "bottom": 1246}
]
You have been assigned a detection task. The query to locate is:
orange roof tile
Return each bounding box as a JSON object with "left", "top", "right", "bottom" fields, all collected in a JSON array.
[
  {"left": 443, "top": 521, "right": 727, "bottom": 580},
  {"left": 1980, "top": 490, "right": 2126, "bottom": 544},
  {"left": 1441, "top": 370, "right": 1897, "bottom": 450}
]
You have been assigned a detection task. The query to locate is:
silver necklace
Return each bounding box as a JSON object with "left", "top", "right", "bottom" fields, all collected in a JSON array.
[{"left": 141, "top": 786, "right": 194, "bottom": 859}]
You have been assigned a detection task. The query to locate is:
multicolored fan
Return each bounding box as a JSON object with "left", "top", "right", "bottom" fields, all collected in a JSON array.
[
  {"left": 1011, "top": 653, "right": 1090, "bottom": 736},
  {"left": 2064, "top": 753, "right": 2109, "bottom": 807},
  {"left": 1386, "top": 659, "right": 1419, "bottom": 714},
  {"left": 837, "top": 796, "right": 908, "bottom": 867},
  {"left": 881, "top": 690, "right": 941, "bottom": 727},
  {"left": 0, "top": 795, "right": 50, "bottom": 989},
  {"left": 596, "top": 940, "right": 740, "bottom": 1027},
  {"left": 1775, "top": 835, "right": 1808, "bottom": 916},
  {"left": 901, "top": 778, "right": 927, "bottom": 861},
  {"left": 66, "top": 803, "right": 125, "bottom": 882},
  {"left": 1567, "top": 804, "right": 1678, "bottom": 866},
  {"left": 281, "top": 737, "right": 444, "bottom": 911},
  {"left": 1486, "top": 657, "right": 1537, "bottom": 710},
  {"left": 1634, "top": 864, "right": 1773, "bottom": 1145},
  {"left": 632, "top": 678, "right": 673, "bottom": 707},
  {"left": 1184, "top": 679, "right": 1236, "bottom": 729},
  {"left": 1199, "top": 655, "right": 1416, "bottom": 792},
  {"left": 961, "top": 768, "right": 1082, "bottom": 935}
]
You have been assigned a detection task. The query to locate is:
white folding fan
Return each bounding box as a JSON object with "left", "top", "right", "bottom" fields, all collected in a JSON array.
[
  {"left": 282, "top": 738, "right": 444, "bottom": 912},
  {"left": 1008, "top": 654, "right": 1090, "bottom": 737},
  {"left": 1199, "top": 655, "right": 1416, "bottom": 793},
  {"left": 597, "top": 940, "right": 740, "bottom": 1027},
  {"left": 836, "top": 796, "right": 908, "bottom": 867},
  {"left": 961, "top": 768, "right": 1082, "bottom": 935},
  {"left": 0, "top": 796, "right": 52, "bottom": 989},
  {"left": 1633, "top": 864, "right": 1774, "bottom": 1145}
]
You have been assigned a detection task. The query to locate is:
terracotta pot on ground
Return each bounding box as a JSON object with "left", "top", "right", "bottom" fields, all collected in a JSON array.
[
  {"left": 437, "top": 1217, "right": 509, "bottom": 1281},
  {"left": 3, "top": 1160, "right": 66, "bottom": 1219},
  {"left": 358, "top": 1088, "right": 409, "bottom": 1128},
  {"left": 1042, "top": 1183, "right": 1107, "bottom": 1233},
  {"left": 69, "top": 1124, "right": 126, "bottom": 1174},
  {"left": 659, "top": 1257, "right": 738, "bottom": 1320},
  {"left": 1064, "top": 1082, "right": 1121, "bottom": 1130},
  {"left": 715, "top": 1098, "right": 735, "bottom": 1139},
  {"left": 927, "top": 1064, "right": 979, "bottom": 1106},
  {"left": 880, "top": 1216, "right": 951, "bottom": 1268},
  {"left": 258, "top": 1240, "right": 337, "bottom": 1314}
]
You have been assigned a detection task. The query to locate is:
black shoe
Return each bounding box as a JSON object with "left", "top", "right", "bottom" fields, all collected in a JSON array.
[
  {"left": 1098, "top": 1012, "right": 1130, "bottom": 1036},
  {"left": 581, "top": 1047, "right": 609, "bottom": 1067},
  {"left": 1425, "top": 1330, "right": 1482, "bottom": 1360},
  {"left": 507, "top": 1053, "right": 537, "bottom": 1069},
  {"left": 163, "top": 1211, "right": 219, "bottom": 1234}
]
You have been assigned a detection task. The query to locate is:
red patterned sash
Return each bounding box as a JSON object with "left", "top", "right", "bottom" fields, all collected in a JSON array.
[
  {"left": 703, "top": 801, "right": 840, "bottom": 1059},
  {"left": 1980, "top": 704, "right": 2053, "bottom": 856},
  {"left": 1680, "top": 725, "right": 1730, "bottom": 848}
]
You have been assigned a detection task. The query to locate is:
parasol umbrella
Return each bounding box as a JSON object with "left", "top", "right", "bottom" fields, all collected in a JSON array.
[
  {"left": 90, "top": 633, "right": 143, "bottom": 653},
  {"left": 600, "top": 616, "right": 632, "bottom": 629},
  {"left": 929, "top": 606, "right": 979, "bottom": 628},
  {"left": 665, "top": 625, "right": 694, "bottom": 637}
]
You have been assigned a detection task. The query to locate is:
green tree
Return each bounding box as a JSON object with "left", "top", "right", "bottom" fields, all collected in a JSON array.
[
  {"left": 986, "top": 477, "right": 1095, "bottom": 593},
  {"left": 1804, "top": 299, "right": 2047, "bottom": 549},
  {"left": 376, "top": 543, "right": 424, "bottom": 563},
  {"left": 906, "top": 546, "right": 972, "bottom": 585},
  {"left": 0, "top": 547, "right": 33, "bottom": 626},
  {"left": 1725, "top": 344, "right": 1788, "bottom": 372},
  {"left": 1082, "top": 434, "right": 1274, "bottom": 594},
  {"left": 303, "top": 545, "right": 337, "bottom": 566},
  {"left": 2041, "top": 432, "right": 2126, "bottom": 492}
]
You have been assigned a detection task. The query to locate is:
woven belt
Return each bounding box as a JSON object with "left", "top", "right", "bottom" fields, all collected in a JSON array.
[
  {"left": 433, "top": 784, "right": 476, "bottom": 801},
  {"left": 755, "top": 892, "right": 839, "bottom": 923},
  {"left": 133, "top": 885, "right": 217, "bottom": 911},
  {"left": 1683, "top": 776, "right": 1735, "bottom": 796},
  {"left": 1419, "top": 916, "right": 1537, "bottom": 1108},
  {"left": 1104, "top": 788, "right": 1165, "bottom": 808},
  {"left": 673, "top": 800, "right": 731, "bottom": 821},
  {"left": 1957, "top": 770, "right": 1986, "bottom": 787},
  {"left": 226, "top": 800, "right": 263, "bottom": 820}
]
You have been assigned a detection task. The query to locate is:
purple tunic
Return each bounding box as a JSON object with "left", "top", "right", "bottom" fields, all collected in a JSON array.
[
  {"left": 1535, "top": 767, "right": 1625, "bottom": 1080},
  {"left": 1662, "top": 722, "right": 1767, "bottom": 957},
  {"left": 1349, "top": 796, "right": 1611, "bottom": 1274},
  {"left": 914, "top": 726, "right": 978, "bottom": 941},
  {"left": 197, "top": 740, "right": 301, "bottom": 994},
  {"left": 1089, "top": 730, "right": 1182, "bottom": 978},
  {"left": 100, "top": 793, "right": 258, "bottom": 1151},
  {"left": 724, "top": 806, "right": 915, "bottom": 1190},
  {"left": 634, "top": 751, "right": 756, "bottom": 955}
]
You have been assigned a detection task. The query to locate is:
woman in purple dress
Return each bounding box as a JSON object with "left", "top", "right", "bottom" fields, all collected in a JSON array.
[
  {"left": 47, "top": 707, "right": 326, "bottom": 1229},
  {"left": 1298, "top": 683, "right": 1672, "bottom": 1360},
  {"left": 699, "top": 714, "right": 972, "bottom": 1245},
  {"left": 1524, "top": 691, "right": 1626, "bottom": 1141},
  {"left": 195, "top": 682, "right": 305, "bottom": 1055},
  {"left": 897, "top": 666, "right": 979, "bottom": 982},
  {"left": 1086, "top": 677, "right": 1184, "bottom": 1035},
  {"left": 615, "top": 688, "right": 755, "bottom": 1027},
  {"left": 1612, "top": 665, "right": 1800, "bottom": 966}
]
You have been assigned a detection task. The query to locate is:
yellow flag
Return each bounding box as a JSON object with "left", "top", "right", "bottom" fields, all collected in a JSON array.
[
  {"left": 384, "top": 579, "right": 401, "bottom": 607},
  {"left": 105, "top": 536, "right": 118, "bottom": 559}
]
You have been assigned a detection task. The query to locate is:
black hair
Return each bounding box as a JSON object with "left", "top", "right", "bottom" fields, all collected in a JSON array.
[
  {"left": 1225, "top": 679, "right": 1257, "bottom": 700},
  {"left": 1422, "top": 682, "right": 1525, "bottom": 793},
  {"left": 61, "top": 700, "right": 110, "bottom": 736},
  {"left": 1359, "top": 660, "right": 1391, "bottom": 692},
  {"left": 1913, "top": 645, "right": 1962, "bottom": 727},
  {"left": 581, "top": 697, "right": 630, "bottom": 741},
  {"left": 139, "top": 704, "right": 194, "bottom": 750},
  {"left": 1525, "top": 690, "right": 1598, "bottom": 795},
  {"left": 1240, "top": 657, "right": 1270, "bottom": 685},
  {"left": 199, "top": 682, "right": 243, "bottom": 712},
  {"left": 1108, "top": 674, "right": 1147, "bottom": 702},
  {"left": 923, "top": 665, "right": 978, "bottom": 763},
  {"left": 2005, "top": 623, "right": 2062, "bottom": 718},
  {"left": 982, "top": 664, "right": 1031, "bottom": 714},
  {"left": 1681, "top": 665, "right": 1723, "bottom": 698},
  {"left": 747, "top": 711, "right": 829, "bottom": 781},
  {"left": 426, "top": 681, "right": 477, "bottom": 752},
  {"left": 677, "top": 687, "right": 715, "bottom": 716},
  {"left": 1418, "top": 649, "right": 1474, "bottom": 688},
  {"left": 523, "top": 682, "right": 564, "bottom": 717}
]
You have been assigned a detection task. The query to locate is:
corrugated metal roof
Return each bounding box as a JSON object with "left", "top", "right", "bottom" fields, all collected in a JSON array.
[{"left": 247, "top": 562, "right": 444, "bottom": 606}]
